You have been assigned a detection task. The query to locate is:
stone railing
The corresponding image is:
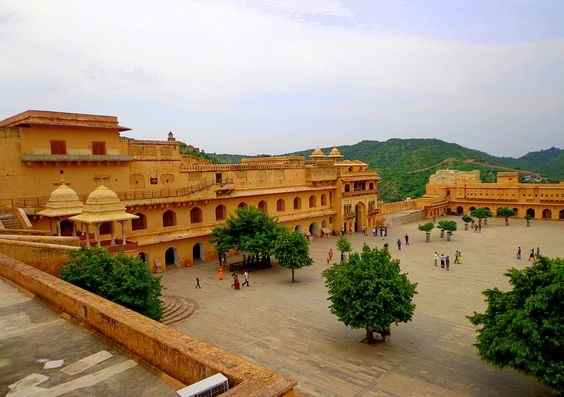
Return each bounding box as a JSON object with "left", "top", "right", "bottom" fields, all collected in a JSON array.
[
  {"left": 379, "top": 200, "right": 418, "bottom": 215},
  {"left": 0, "top": 253, "right": 296, "bottom": 396}
]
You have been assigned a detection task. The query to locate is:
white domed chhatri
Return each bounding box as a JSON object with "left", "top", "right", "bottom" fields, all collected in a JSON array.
[
  {"left": 310, "top": 148, "right": 326, "bottom": 159},
  {"left": 70, "top": 185, "right": 137, "bottom": 224},
  {"left": 328, "top": 147, "right": 343, "bottom": 159}
]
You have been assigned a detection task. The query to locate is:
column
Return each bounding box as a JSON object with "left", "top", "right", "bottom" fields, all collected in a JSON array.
[
  {"left": 95, "top": 223, "right": 101, "bottom": 247},
  {"left": 110, "top": 221, "right": 116, "bottom": 245},
  {"left": 121, "top": 220, "right": 126, "bottom": 246},
  {"left": 56, "top": 220, "right": 61, "bottom": 236},
  {"left": 85, "top": 223, "right": 91, "bottom": 247}
]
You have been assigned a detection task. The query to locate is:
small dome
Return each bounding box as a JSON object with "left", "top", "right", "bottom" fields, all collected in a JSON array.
[
  {"left": 38, "top": 183, "right": 83, "bottom": 217},
  {"left": 328, "top": 147, "right": 343, "bottom": 158},
  {"left": 310, "top": 148, "right": 326, "bottom": 158},
  {"left": 83, "top": 185, "right": 125, "bottom": 214}
]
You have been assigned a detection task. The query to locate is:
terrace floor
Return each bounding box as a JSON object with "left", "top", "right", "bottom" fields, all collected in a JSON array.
[{"left": 162, "top": 216, "right": 561, "bottom": 397}]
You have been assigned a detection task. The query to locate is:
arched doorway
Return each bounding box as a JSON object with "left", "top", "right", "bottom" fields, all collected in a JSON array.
[
  {"left": 526, "top": 208, "right": 535, "bottom": 218},
  {"left": 294, "top": 224, "right": 304, "bottom": 233},
  {"left": 456, "top": 206, "right": 463, "bottom": 216},
  {"left": 138, "top": 252, "right": 148, "bottom": 263},
  {"left": 192, "top": 243, "right": 202, "bottom": 263},
  {"left": 560, "top": 209, "right": 564, "bottom": 220},
  {"left": 542, "top": 209, "right": 552, "bottom": 219},
  {"left": 309, "top": 223, "right": 320, "bottom": 237},
  {"left": 165, "top": 247, "right": 177, "bottom": 267},
  {"left": 469, "top": 206, "right": 476, "bottom": 212},
  {"left": 59, "top": 219, "right": 74, "bottom": 236},
  {"left": 258, "top": 200, "right": 267, "bottom": 213},
  {"left": 355, "top": 202, "right": 367, "bottom": 232}
]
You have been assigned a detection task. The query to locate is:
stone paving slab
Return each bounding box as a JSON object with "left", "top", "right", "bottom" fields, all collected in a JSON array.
[{"left": 162, "top": 217, "right": 560, "bottom": 397}]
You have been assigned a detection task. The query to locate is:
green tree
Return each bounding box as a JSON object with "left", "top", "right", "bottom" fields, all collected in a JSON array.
[
  {"left": 471, "top": 207, "right": 492, "bottom": 227},
  {"left": 497, "top": 207, "right": 515, "bottom": 226},
  {"left": 211, "top": 206, "right": 281, "bottom": 266},
  {"left": 323, "top": 245, "right": 417, "bottom": 344},
  {"left": 273, "top": 229, "right": 313, "bottom": 282},
  {"left": 336, "top": 235, "right": 352, "bottom": 263},
  {"left": 462, "top": 214, "right": 473, "bottom": 231},
  {"left": 438, "top": 220, "right": 457, "bottom": 241},
  {"left": 418, "top": 222, "right": 434, "bottom": 242},
  {"left": 60, "top": 248, "right": 163, "bottom": 320},
  {"left": 468, "top": 257, "right": 564, "bottom": 394}
]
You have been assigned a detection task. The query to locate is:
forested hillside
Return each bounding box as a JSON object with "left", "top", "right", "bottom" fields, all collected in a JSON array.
[{"left": 209, "top": 139, "right": 563, "bottom": 202}]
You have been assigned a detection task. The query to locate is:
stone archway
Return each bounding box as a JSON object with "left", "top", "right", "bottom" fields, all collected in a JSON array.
[
  {"left": 355, "top": 202, "right": 367, "bottom": 232},
  {"left": 309, "top": 223, "right": 320, "bottom": 237},
  {"left": 456, "top": 206, "right": 464, "bottom": 216},
  {"left": 542, "top": 209, "right": 552, "bottom": 219},
  {"left": 526, "top": 208, "right": 535, "bottom": 218},
  {"left": 294, "top": 224, "right": 304, "bottom": 233},
  {"left": 560, "top": 209, "right": 564, "bottom": 220},
  {"left": 60, "top": 219, "right": 74, "bottom": 236},
  {"left": 192, "top": 243, "right": 203, "bottom": 263},
  {"left": 138, "top": 252, "right": 148, "bottom": 263},
  {"left": 165, "top": 247, "right": 177, "bottom": 267}
]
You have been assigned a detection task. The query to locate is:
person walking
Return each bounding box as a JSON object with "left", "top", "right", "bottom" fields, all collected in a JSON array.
[
  {"left": 440, "top": 254, "right": 445, "bottom": 269},
  {"left": 404, "top": 234, "right": 409, "bottom": 246},
  {"left": 434, "top": 251, "right": 438, "bottom": 267},
  {"left": 516, "top": 246, "right": 522, "bottom": 260},
  {"left": 536, "top": 246, "right": 540, "bottom": 257},
  {"left": 397, "top": 239, "right": 402, "bottom": 250},
  {"left": 454, "top": 250, "right": 459, "bottom": 264},
  {"left": 242, "top": 271, "right": 250, "bottom": 287},
  {"left": 195, "top": 277, "right": 201, "bottom": 289},
  {"left": 446, "top": 255, "right": 450, "bottom": 271},
  {"left": 529, "top": 248, "right": 535, "bottom": 261}
]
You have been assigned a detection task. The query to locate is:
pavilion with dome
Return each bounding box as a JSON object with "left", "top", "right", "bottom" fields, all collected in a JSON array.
[{"left": 37, "top": 179, "right": 84, "bottom": 236}]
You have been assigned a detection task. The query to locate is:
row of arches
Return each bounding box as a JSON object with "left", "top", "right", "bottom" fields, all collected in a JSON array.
[
  {"left": 131, "top": 194, "right": 330, "bottom": 230},
  {"left": 454, "top": 206, "right": 564, "bottom": 220},
  {"left": 138, "top": 243, "right": 204, "bottom": 268}
]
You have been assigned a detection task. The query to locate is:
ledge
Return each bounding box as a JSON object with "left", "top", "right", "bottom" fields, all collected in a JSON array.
[{"left": 21, "top": 154, "right": 133, "bottom": 163}]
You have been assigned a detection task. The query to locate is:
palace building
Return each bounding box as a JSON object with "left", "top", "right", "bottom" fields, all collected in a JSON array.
[
  {"left": 0, "top": 110, "right": 380, "bottom": 271},
  {"left": 423, "top": 169, "right": 564, "bottom": 220}
]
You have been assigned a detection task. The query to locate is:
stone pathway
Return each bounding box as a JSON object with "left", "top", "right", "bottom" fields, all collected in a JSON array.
[{"left": 161, "top": 295, "right": 197, "bottom": 325}]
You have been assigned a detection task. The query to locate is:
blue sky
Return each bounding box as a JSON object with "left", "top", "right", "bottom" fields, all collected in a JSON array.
[{"left": 0, "top": 0, "right": 563, "bottom": 156}]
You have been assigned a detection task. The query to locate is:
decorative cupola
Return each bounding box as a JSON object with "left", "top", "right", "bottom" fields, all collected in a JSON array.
[
  {"left": 328, "top": 147, "right": 343, "bottom": 160},
  {"left": 310, "top": 147, "right": 326, "bottom": 159}
]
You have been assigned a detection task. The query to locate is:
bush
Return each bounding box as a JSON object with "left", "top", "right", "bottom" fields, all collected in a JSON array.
[{"left": 60, "top": 248, "right": 163, "bottom": 320}]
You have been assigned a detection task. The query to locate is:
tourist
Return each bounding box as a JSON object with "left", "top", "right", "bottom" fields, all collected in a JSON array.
[
  {"left": 404, "top": 234, "right": 409, "bottom": 246},
  {"left": 516, "top": 246, "right": 521, "bottom": 260},
  {"left": 384, "top": 227, "right": 388, "bottom": 237},
  {"left": 383, "top": 243, "right": 389, "bottom": 252},
  {"left": 454, "top": 250, "right": 460, "bottom": 264},
  {"left": 433, "top": 251, "right": 438, "bottom": 267},
  {"left": 195, "top": 277, "right": 201, "bottom": 289},
  {"left": 536, "top": 246, "right": 540, "bottom": 257},
  {"left": 446, "top": 255, "right": 450, "bottom": 271},
  {"left": 242, "top": 271, "right": 250, "bottom": 287},
  {"left": 440, "top": 254, "right": 445, "bottom": 269},
  {"left": 397, "top": 239, "right": 402, "bottom": 250},
  {"left": 232, "top": 274, "right": 240, "bottom": 290},
  {"left": 529, "top": 249, "right": 535, "bottom": 261}
]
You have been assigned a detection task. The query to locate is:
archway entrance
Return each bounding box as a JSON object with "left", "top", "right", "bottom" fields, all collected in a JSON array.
[
  {"left": 193, "top": 243, "right": 202, "bottom": 263},
  {"left": 526, "top": 208, "right": 535, "bottom": 218},
  {"left": 138, "top": 252, "right": 148, "bottom": 263},
  {"left": 294, "top": 224, "right": 304, "bottom": 233},
  {"left": 456, "top": 206, "right": 463, "bottom": 216},
  {"left": 309, "top": 223, "right": 320, "bottom": 237},
  {"left": 542, "top": 209, "right": 552, "bottom": 219},
  {"left": 354, "top": 202, "right": 366, "bottom": 232},
  {"left": 165, "top": 247, "right": 177, "bottom": 267},
  {"left": 560, "top": 209, "right": 564, "bottom": 220},
  {"left": 60, "top": 219, "right": 74, "bottom": 236}
]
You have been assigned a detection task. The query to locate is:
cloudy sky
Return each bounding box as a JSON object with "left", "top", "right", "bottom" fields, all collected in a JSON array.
[{"left": 1, "top": 0, "right": 563, "bottom": 157}]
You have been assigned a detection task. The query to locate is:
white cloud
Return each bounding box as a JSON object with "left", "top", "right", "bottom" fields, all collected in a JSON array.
[{"left": 0, "top": 0, "right": 562, "bottom": 155}]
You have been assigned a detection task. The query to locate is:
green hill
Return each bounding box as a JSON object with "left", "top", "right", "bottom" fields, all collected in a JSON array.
[{"left": 212, "top": 139, "right": 563, "bottom": 202}]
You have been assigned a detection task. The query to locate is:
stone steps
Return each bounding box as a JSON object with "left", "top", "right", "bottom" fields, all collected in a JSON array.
[
  {"left": 160, "top": 295, "right": 196, "bottom": 326},
  {"left": 0, "top": 215, "right": 21, "bottom": 229}
]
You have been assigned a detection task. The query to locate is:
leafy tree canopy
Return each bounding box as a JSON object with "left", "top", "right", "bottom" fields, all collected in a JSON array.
[
  {"left": 60, "top": 248, "right": 163, "bottom": 320},
  {"left": 471, "top": 207, "right": 493, "bottom": 220},
  {"left": 418, "top": 222, "right": 434, "bottom": 232},
  {"left": 211, "top": 206, "right": 281, "bottom": 260},
  {"left": 468, "top": 257, "right": 564, "bottom": 393},
  {"left": 462, "top": 214, "right": 473, "bottom": 223},
  {"left": 273, "top": 229, "right": 313, "bottom": 282},
  {"left": 497, "top": 207, "right": 515, "bottom": 218},
  {"left": 336, "top": 235, "right": 352, "bottom": 253},
  {"left": 438, "top": 220, "right": 457, "bottom": 232},
  {"left": 323, "top": 245, "right": 417, "bottom": 343}
]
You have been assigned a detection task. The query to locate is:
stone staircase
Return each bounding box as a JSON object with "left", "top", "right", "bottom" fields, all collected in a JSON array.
[
  {"left": 0, "top": 212, "right": 21, "bottom": 229},
  {"left": 161, "top": 295, "right": 196, "bottom": 326}
]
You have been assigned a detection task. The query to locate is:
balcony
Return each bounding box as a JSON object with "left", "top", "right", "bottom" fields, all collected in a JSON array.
[
  {"left": 21, "top": 154, "right": 132, "bottom": 165},
  {"left": 343, "top": 190, "right": 377, "bottom": 198}
]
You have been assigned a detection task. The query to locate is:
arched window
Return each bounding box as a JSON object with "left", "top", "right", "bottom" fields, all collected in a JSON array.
[
  {"left": 369, "top": 182, "right": 374, "bottom": 190},
  {"left": 163, "top": 210, "right": 176, "bottom": 227},
  {"left": 132, "top": 213, "right": 147, "bottom": 230},
  {"left": 190, "top": 207, "right": 203, "bottom": 224},
  {"left": 258, "top": 200, "right": 267, "bottom": 213},
  {"left": 215, "top": 205, "right": 226, "bottom": 221},
  {"left": 99, "top": 221, "right": 112, "bottom": 235},
  {"left": 276, "top": 199, "right": 285, "bottom": 212},
  {"left": 238, "top": 202, "right": 247, "bottom": 209},
  {"left": 293, "top": 197, "right": 302, "bottom": 210},
  {"left": 308, "top": 195, "right": 317, "bottom": 208},
  {"left": 344, "top": 184, "right": 350, "bottom": 192},
  {"left": 320, "top": 194, "right": 327, "bottom": 206}
]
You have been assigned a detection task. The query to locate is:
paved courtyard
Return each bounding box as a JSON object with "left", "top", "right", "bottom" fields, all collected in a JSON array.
[{"left": 162, "top": 217, "right": 561, "bottom": 397}]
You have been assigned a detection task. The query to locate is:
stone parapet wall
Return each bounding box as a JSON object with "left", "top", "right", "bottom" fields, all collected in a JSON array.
[
  {"left": 0, "top": 239, "right": 78, "bottom": 274},
  {"left": 380, "top": 200, "right": 418, "bottom": 215},
  {"left": 0, "top": 253, "right": 296, "bottom": 396}
]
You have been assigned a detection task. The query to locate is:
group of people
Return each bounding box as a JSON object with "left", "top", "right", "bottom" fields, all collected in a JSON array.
[
  {"left": 396, "top": 234, "right": 410, "bottom": 250},
  {"left": 516, "top": 246, "right": 542, "bottom": 261},
  {"left": 472, "top": 222, "right": 482, "bottom": 232},
  {"left": 433, "top": 250, "right": 463, "bottom": 270},
  {"left": 194, "top": 269, "right": 251, "bottom": 289},
  {"left": 372, "top": 226, "right": 389, "bottom": 237}
]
